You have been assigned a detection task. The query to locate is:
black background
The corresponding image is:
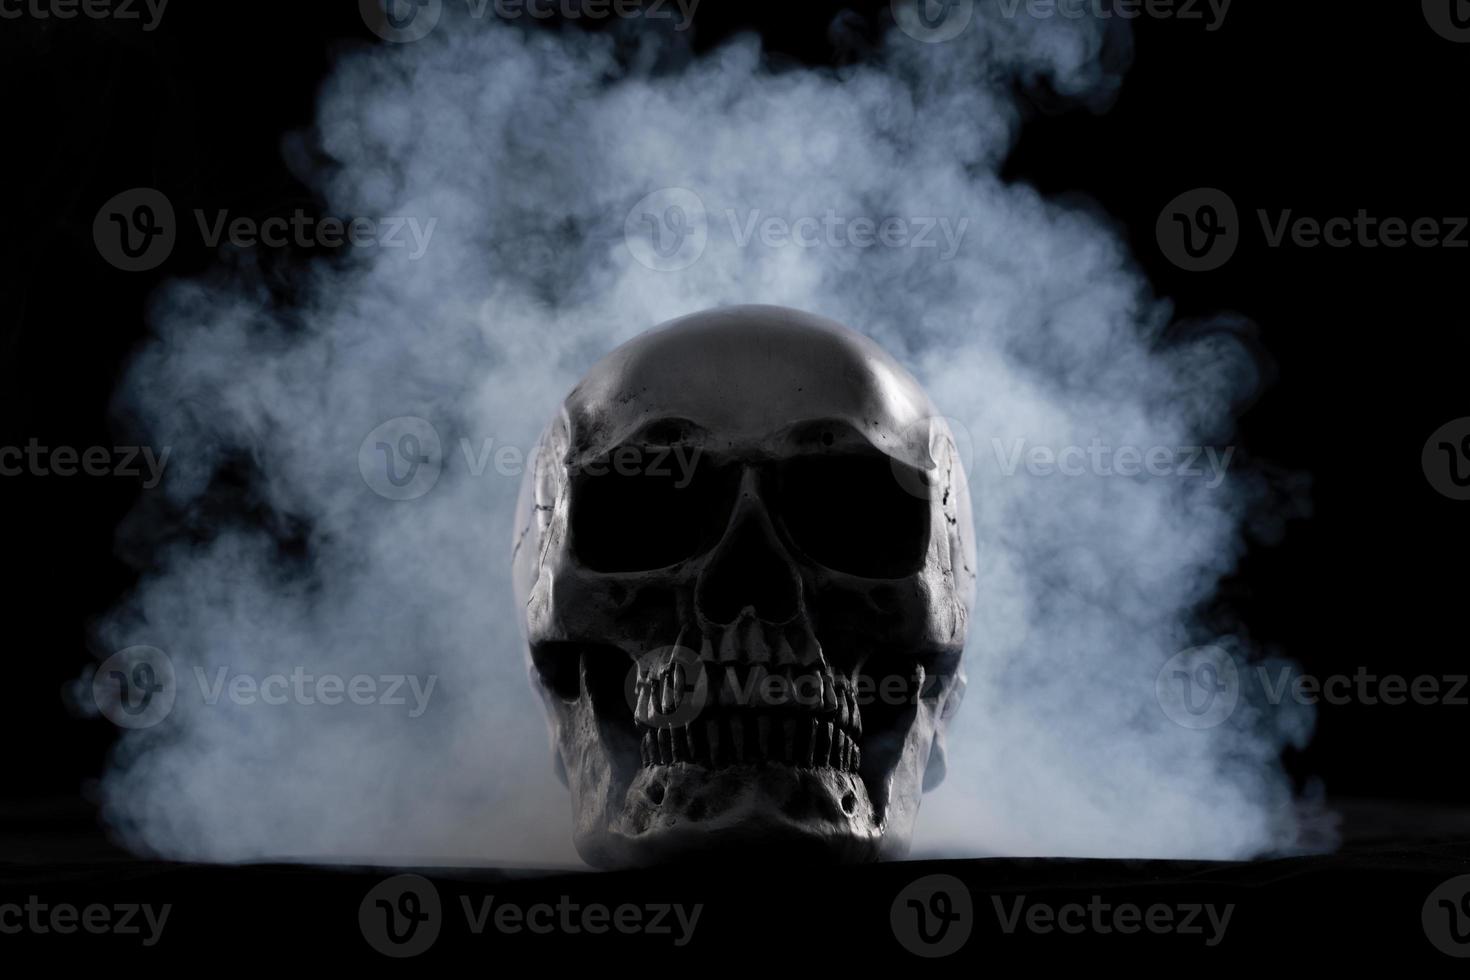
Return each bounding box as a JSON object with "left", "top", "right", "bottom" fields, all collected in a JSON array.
[{"left": 1, "top": 0, "right": 1467, "bottom": 963}]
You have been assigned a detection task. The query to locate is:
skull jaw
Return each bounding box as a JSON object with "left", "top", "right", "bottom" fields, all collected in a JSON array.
[
  {"left": 585, "top": 766, "right": 883, "bottom": 868},
  {"left": 560, "top": 709, "right": 943, "bottom": 869}
]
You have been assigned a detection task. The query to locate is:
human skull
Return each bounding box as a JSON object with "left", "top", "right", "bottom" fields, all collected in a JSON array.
[{"left": 512, "top": 305, "right": 975, "bottom": 868}]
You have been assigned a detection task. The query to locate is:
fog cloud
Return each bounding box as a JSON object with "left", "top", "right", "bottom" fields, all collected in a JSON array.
[{"left": 88, "top": 1, "right": 1310, "bottom": 864}]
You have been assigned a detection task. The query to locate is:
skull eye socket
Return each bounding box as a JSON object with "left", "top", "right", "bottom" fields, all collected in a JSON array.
[
  {"left": 570, "top": 446, "right": 727, "bottom": 572},
  {"left": 777, "top": 454, "right": 930, "bottom": 578}
]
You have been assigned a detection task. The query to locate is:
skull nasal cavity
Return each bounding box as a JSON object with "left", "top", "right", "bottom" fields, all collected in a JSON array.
[{"left": 697, "top": 495, "right": 800, "bottom": 626}]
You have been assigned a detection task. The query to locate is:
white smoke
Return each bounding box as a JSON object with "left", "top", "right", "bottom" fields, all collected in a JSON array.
[{"left": 91, "top": 1, "right": 1311, "bottom": 865}]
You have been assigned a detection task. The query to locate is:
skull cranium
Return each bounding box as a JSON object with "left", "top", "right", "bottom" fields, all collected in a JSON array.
[{"left": 512, "top": 305, "right": 975, "bottom": 867}]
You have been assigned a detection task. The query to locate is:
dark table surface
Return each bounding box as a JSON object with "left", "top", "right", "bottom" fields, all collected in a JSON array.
[{"left": 4, "top": 796, "right": 1469, "bottom": 966}]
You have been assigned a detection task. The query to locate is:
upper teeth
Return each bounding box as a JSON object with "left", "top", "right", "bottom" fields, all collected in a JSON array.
[
  {"left": 632, "top": 625, "right": 867, "bottom": 772},
  {"left": 639, "top": 714, "right": 861, "bottom": 772},
  {"left": 634, "top": 661, "right": 862, "bottom": 734}
]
